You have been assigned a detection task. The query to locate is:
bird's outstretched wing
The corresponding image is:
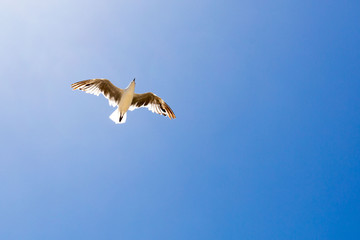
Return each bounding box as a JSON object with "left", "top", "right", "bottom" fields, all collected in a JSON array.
[
  {"left": 71, "top": 79, "right": 123, "bottom": 107},
  {"left": 130, "top": 92, "right": 176, "bottom": 119}
]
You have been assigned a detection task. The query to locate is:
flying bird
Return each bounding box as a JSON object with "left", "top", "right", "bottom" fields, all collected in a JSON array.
[{"left": 71, "top": 78, "right": 176, "bottom": 124}]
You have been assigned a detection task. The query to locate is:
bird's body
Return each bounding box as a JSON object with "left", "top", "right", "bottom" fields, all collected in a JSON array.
[
  {"left": 117, "top": 80, "right": 135, "bottom": 122},
  {"left": 71, "top": 78, "right": 175, "bottom": 124}
]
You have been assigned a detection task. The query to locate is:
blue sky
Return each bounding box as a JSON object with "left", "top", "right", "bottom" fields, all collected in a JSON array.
[{"left": 0, "top": 0, "right": 359, "bottom": 239}]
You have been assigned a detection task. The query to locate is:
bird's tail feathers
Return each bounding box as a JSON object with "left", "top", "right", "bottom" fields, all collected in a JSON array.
[{"left": 109, "top": 109, "right": 127, "bottom": 124}]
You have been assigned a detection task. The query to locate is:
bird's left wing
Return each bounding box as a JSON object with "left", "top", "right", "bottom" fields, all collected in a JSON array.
[
  {"left": 71, "top": 79, "right": 123, "bottom": 107},
  {"left": 129, "top": 92, "right": 176, "bottom": 119}
]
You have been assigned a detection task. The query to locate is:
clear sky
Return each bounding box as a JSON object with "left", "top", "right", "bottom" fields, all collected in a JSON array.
[{"left": 0, "top": 0, "right": 359, "bottom": 239}]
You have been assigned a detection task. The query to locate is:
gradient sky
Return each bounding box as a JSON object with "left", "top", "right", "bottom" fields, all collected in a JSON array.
[{"left": 1, "top": 0, "right": 360, "bottom": 239}]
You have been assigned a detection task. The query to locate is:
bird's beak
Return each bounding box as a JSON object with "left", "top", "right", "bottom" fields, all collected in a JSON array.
[{"left": 133, "top": 78, "right": 136, "bottom": 83}]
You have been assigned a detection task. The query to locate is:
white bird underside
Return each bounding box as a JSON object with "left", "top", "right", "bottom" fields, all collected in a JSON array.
[{"left": 71, "top": 78, "right": 176, "bottom": 124}]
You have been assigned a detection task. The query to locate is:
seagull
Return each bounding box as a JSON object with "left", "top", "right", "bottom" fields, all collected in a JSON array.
[{"left": 71, "top": 78, "right": 176, "bottom": 124}]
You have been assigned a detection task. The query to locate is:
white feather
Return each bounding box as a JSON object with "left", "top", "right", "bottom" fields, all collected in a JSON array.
[{"left": 109, "top": 108, "right": 127, "bottom": 124}]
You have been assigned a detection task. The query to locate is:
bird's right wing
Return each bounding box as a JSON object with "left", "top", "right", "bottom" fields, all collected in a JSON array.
[
  {"left": 71, "top": 79, "right": 123, "bottom": 107},
  {"left": 130, "top": 92, "right": 176, "bottom": 119}
]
